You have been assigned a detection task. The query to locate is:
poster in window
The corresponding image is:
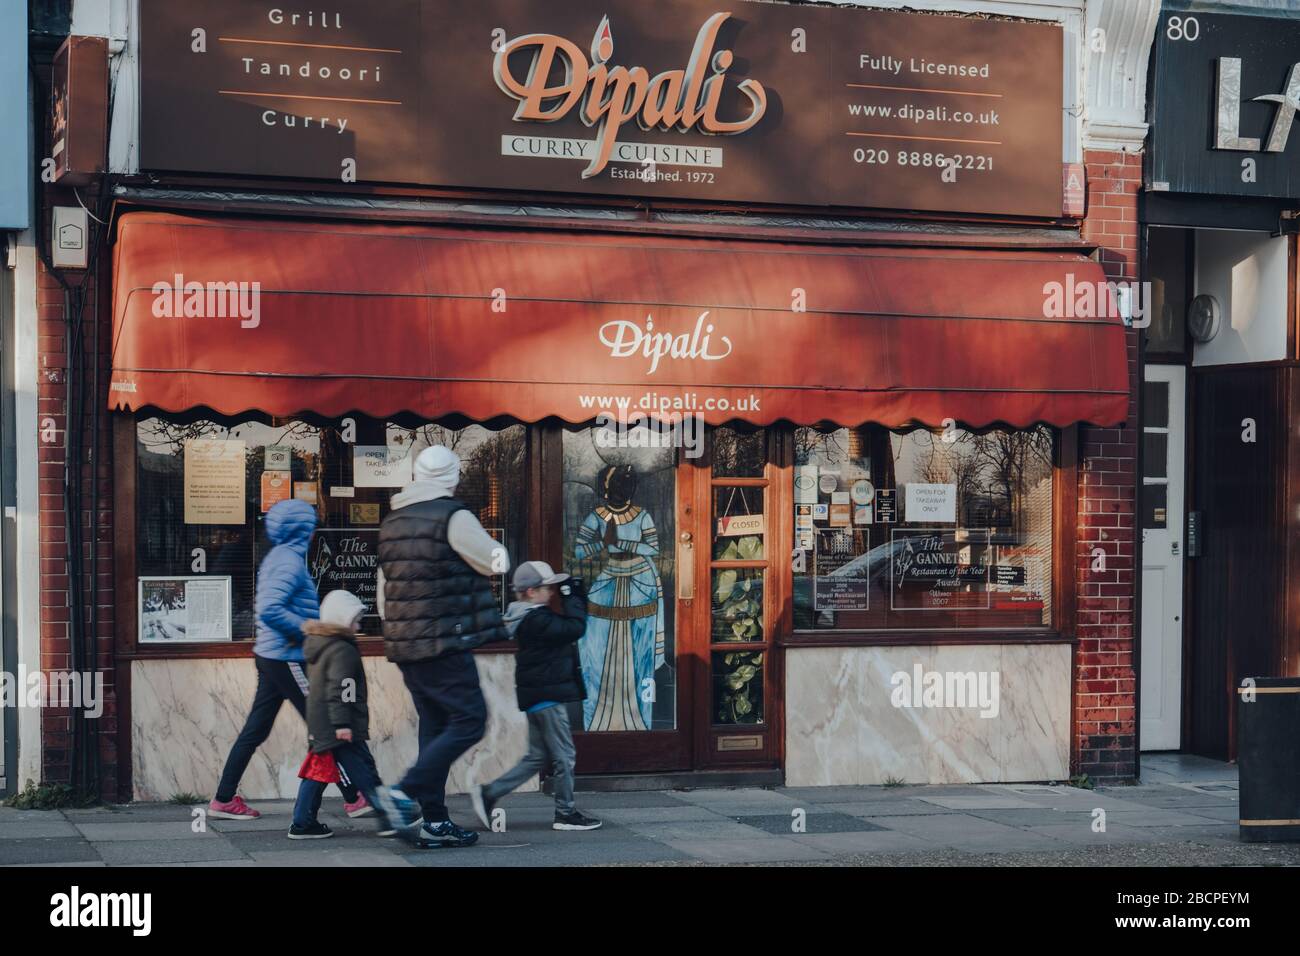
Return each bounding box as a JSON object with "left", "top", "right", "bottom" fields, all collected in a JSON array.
[
  {"left": 353, "top": 446, "right": 413, "bottom": 488},
  {"left": 814, "top": 528, "right": 869, "bottom": 611},
  {"left": 265, "top": 444, "right": 292, "bottom": 471},
  {"left": 183, "top": 439, "right": 246, "bottom": 525},
  {"left": 139, "top": 576, "right": 232, "bottom": 643},
  {"left": 794, "top": 466, "right": 819, "bottom": 504},
  {"left": 875, "top": 489, "right": 897, "bottom": 523},
  {"left": 905, "top": 483, "right": 957, "bottom": 523},
  {"left": 308, "top": 529, "right": 381, "bottom": 619},
  {"left": 260, "top": 471, "right": 291, "bottom": 512},
  {"left": 889, "top": 529, "right": 991, "bottom": 611}
]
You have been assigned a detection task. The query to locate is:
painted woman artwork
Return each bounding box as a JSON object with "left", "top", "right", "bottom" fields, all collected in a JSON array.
[{"left": 574, "top": 463, "right": 666, "bottom": 731}]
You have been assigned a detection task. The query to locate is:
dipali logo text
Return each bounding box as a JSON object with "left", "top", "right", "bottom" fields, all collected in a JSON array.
[{"left": 493, "top": 13, "right": 768, "bottom": 179}]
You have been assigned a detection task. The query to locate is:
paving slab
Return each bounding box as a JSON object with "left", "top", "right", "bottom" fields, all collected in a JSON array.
[
  {"left": 139, "top": 860, "right": 259, "bottom": 868},
  {"left": 396, "top": 840, "right": 690, "bottom": 867},
  {"left": 11, "top": 860, "right": 109, "bottom": 867},
  {"left": 965, "top": 808, "right": 1097, "bottom": 828},
  {"left": 245, "top": 849, "right": 412, "bottom": 867},
  {"left": 0, "top": 819, "right": 81, "bottom": 839},
  {"left": 917, "top": 794, "right": 1044, "bottom": 810},
  {"left": 663, "top": 836, "right": 831, "bottom": 864},
  {"left": 817, "top": 800, "right": 957, "bottom": 818},
  {"left": 75, "top": 821, "right": 209, "bottom": 842},
  {"left": 625, "top": 818, "right": 772, "bottom": 842},
  {"left": 66, "top": 805, "right": 199, "bottom": 823},
  {"left": 1022, "top": 823, "right": 1167, "bottom": 846},
  {"left": 0, "top": 839, "right": 102, "bottom": 865},
  {"left": 0, "top": 807, "right": 40, "bottom": 820},
  {"left": 777, "top": 786, "right": 917, "bottom": 803},
  {"left": 1155, "top": 824, "right": 1240, "bottom": 845},
  {"left": 871, "top": 812, "right": 1035, "bottom": 845},
  {"left": 94, "top": 838, "right": 246, "bottom": 866},
  {"left": 1179, "top": 805, "right": 1241, "bottom": 823},
  {"left": 562, "top": 791, "right": 692, "bottom": 809},
  {"left": 734, "top": 812, "right": 885, "bottom": 835},
  {"left": 1104, "top": 808, "right": 1233, "bottom": 827},
  {"left": 595, "top": 805, "right": 727, "bottom": 824},
  {"left": 206, "top": 815, "right": 302, "bottom": 833},
  {"left": 668, "top": 789, "right": 803, "bottom": 810},
  {"left": 789, "top": 830, "right": 937, "bottom": 856}
]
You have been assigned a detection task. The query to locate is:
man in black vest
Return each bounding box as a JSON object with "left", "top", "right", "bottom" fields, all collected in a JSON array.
[{"left": 376, "top": 445, "right": 508, "bottom": 847}]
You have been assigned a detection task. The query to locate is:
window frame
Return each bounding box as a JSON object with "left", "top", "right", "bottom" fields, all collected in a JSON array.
[
  {"left": 114, "top": 413, "right": 534, "bottom": 662},
  {"left": 778, "top": 423, "right": 1078, "bottom": 648}
]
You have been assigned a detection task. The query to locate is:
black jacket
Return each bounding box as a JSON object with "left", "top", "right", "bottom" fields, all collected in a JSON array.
[
  {"left": 378, "top": 496, "right": 507, "bottom": 663},
  {"left": 302, "top": 620, "right": 369, "bottom": 753},
  {"left": 506, "top": 580, "right": 589, "bottom": 711}
]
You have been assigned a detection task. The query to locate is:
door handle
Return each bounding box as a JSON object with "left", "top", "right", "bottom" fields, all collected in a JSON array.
[{"left": 677, "top": 532, "right": 695, "bottom": 600}]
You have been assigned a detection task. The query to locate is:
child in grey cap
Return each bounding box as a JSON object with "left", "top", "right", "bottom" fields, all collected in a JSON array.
[{"left": 470, "top": 561, "right": 602, "bottom": 831}]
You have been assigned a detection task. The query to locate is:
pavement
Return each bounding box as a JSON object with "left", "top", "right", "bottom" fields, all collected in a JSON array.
[{"left": 1, "top": 754, "right": 1297, "bottom": 867}]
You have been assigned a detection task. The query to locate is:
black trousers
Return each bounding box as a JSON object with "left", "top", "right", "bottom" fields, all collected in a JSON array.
[
  {"left": 397, "top": 652, "right": 487, "bottom": 822},
  {"left": 215, "top": 655, "right": 359, "bottom": 804}
]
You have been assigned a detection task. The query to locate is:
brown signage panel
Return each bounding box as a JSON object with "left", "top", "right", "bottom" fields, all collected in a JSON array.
[
  {"left": 52, "top": 35, "right": 108, "bottom": 185},
  {"left": 139, "top": 0, "right": 1063, "bottom": 217}
]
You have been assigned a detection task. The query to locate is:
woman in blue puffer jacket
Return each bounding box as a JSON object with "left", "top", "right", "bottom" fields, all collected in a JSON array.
[{"left": 209, "top": 499, "right": 366, "bottom": 820}]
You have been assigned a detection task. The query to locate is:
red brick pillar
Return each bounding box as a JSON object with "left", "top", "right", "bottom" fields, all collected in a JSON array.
[{"left": 1073, "top": 149, "right": 1141, "bottom": 782}]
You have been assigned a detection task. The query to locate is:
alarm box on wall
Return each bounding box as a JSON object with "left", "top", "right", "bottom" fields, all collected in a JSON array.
[{"left": 51, "top": 35, "right": 108, "bottom": 186}]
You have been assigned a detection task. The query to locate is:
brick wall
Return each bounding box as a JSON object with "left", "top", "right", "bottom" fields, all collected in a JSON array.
[
  {"left": 35, "top": 152, "right": 118, "bottom": 794},
  {"left": 1075, "top": 149, "right": 1142, "bottom": 782}
]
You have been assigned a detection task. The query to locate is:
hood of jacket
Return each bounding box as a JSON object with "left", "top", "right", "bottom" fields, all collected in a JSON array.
[
  {"left": 502, "top": 599, "right": 542, "bottom": 637},
  {"left": 390, "top": 476, "right": 457, "bottom": 511},
  {"left": 265, "top": 498, "right": 317, "bottom": 552},
  {"left": 302, "top": 619, "right": 358, "bottom": 665}
]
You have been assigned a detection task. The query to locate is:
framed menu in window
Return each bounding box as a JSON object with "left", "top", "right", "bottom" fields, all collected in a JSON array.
[{"left": 139, "top": 576, "right": 233, "bottom": 643}]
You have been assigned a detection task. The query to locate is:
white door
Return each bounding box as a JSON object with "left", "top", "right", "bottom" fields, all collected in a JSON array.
[{"left": 1140, "top": 364, "right": 1185, "bottom": 751}]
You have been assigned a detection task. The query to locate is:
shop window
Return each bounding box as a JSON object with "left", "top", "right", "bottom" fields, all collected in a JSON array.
[
  {"left": 713, "top": 427, "right": 767, "bottom": 478},
  {"left": 1145, "top": 227, "right": 1190, "bottom": 356},
  {"left": 562, "top": 428, "right": 676, "bottom": 732},
  {"left": 792, "top": 425, "right": 1054, "bottom": 632},
  {"left": 134, "top": 414, "right": 526, "bottom": 644}
]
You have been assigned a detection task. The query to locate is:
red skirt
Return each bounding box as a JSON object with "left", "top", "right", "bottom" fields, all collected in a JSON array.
[{"left": 298, "top": 750, "right": 341, "bottom": 784}]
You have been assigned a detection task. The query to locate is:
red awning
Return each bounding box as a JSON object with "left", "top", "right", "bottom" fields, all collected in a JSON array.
[{"left": 110, "top": 212, "right": 1130, "bottom": 428}]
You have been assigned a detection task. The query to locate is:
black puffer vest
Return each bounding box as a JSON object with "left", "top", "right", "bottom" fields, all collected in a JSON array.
[{"left": 378, "top": 497, "right": 507, "bottom": 663}]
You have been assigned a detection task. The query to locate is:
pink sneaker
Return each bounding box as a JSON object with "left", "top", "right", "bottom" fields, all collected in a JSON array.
[
  {"left": 208, "top": 795, "right": 261, "bottom": 820},
  {"left": 345, "top": 793, "right": 375, "bottom": 819}
]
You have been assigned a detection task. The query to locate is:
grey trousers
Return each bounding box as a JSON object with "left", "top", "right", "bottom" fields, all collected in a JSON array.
[{"left": 483, "top": 705, "right": 576, "bottom": 813}]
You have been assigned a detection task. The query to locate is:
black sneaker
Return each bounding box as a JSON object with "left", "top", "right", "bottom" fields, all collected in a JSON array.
[
  {"left": 287, "top": 822, "right": 334, "bottom": 840},
  {"left": 417, "top": 819, "right": 479, "bottom": 848},
  {"left": 553, "top": 810, "right": 602, "bottom": 831}
]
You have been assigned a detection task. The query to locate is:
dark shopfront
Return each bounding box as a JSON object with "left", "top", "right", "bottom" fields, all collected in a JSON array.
[
  {"left": 1142, "top": 4, "right": 1300, "bottom": 761},
  {"left": 44, "top": 0, "right": 1137, "bottom": 798}
]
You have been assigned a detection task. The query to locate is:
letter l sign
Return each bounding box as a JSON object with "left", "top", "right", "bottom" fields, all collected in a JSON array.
[{"left": 1216, "top": 57, "right": 1300, "bottom": 153}]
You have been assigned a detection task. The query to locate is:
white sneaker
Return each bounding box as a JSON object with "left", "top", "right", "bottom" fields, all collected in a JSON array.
[{"left": 469, "top": 783, "right": 493, "bottom": 830}]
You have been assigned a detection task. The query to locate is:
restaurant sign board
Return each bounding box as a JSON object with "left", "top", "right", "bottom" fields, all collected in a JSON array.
[{"left": 139, "top": 0, "right": 1064, "bottom": 217}]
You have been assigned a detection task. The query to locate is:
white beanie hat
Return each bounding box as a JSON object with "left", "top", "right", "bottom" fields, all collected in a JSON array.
[
  {"left": 414, "top": 445, "right": 460, "bottom": 487},
  {"left": 319, "top": 590, "right": 366, "bottom": 630}
]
